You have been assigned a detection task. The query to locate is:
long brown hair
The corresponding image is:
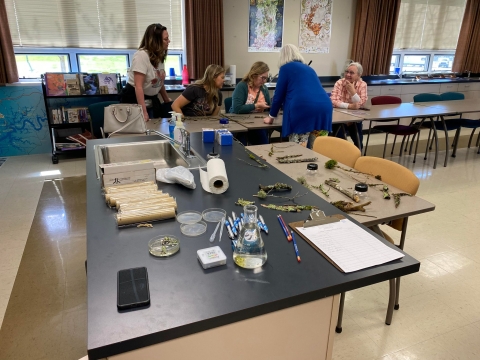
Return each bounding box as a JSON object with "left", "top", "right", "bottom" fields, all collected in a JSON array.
[
  {"left": 242, "top": 61, "right": 270, "bottom": 87},
  {"left": 139, "top": 23, "right": 168, "bottom": 68},
  {"left": 192, "top": 64, "right": 225, "bottom": 111}
]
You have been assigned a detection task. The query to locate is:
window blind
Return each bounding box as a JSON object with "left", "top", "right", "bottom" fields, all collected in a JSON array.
[
  {"left": 5, "top": 0, "right": 183, "bottom": 50},
  {"left": 394, "top": 0, "right": 466, "bottom": 50}
]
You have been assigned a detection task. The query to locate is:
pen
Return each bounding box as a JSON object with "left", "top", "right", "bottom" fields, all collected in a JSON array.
[
  {"left": 227, "top": 217, "right": 237, "bottom": 237},
  {"left": 291, "top": 232, "right": 301, "bottom": 263},
  {"left": 259, "top": 214, "right": 268, "bottom": 234},
  {"left": 231, "top": 239, "right": 237, "bottom": 251},
  {"left": 277, "top": 215, "right": 292, "bottom": 242},
  {"left": 278, "top": 215, "right": 292, "bottom": 241}
]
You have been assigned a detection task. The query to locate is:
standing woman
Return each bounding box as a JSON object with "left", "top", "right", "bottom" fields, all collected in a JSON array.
[
  {"left": 120, "top": 23, "right": 171, "bottom": 121},
  {"left": 171, "top": 64, "right": 225, "bottom": 117},
  {"left": 264, "top": 44, "right": 332, "bottom": 147},
  {"left": 231, "top": 61, "right": 271, "bottom": 145}
]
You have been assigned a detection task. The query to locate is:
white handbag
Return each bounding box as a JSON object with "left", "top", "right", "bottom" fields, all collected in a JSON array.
[{"left": 103, "top": 104, "right": 146, "bottom": 137}]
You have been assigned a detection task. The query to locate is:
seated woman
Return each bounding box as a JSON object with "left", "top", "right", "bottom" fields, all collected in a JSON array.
[
  {"left": 172, "top": 64, "right": 225, "bottom": 117},
  {"left": 264, "top": 44, "right": 332, "bottom": 147},
  {"left": 330, "top": 62, "right": 367, "bottom": 150},
  {"left": 231, "top": 61, "right": 271, "bottom": 145}
]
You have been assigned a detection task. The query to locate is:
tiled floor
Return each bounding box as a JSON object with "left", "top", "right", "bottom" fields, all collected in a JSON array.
[{"left": 0, "top": 132, "right": 479, "bottom": 359}]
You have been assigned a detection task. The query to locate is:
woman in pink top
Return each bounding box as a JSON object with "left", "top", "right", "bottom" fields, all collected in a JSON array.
[{"left": 330, "top": 62, "right": 368, "bottom": 149}]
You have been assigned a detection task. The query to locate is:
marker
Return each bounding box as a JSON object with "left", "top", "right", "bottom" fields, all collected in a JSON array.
[
  {"left": 224, "top": 220, "right": 235, "bottom": 239},
  {"left": 291, "top": 232, "right": 301, "bottom": 263},
  {"left": 231, "top": 239, "right": 237, "bottom": 251},
  {"left": 227, "top": 217, "right": 238, "bottom": 236},
  {"left": 277, "top": 215, "right": 292, "bottom": 242},
  {"left": 257, "top": 220, "right": 265, "bottom": 232},
  {"left": 278, "top": 215, "right": 292, "bottom": 241},
  {"left": 259, "top": 215, "right": 269, "bottom": 234}
]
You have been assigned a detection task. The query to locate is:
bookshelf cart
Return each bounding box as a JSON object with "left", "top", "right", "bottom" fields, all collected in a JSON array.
[{"left": 41, "top": 73, "right": 120, "bottom": 164}]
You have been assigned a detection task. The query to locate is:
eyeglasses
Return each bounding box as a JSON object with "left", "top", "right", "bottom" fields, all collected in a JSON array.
[
  {"left": 345, "top": 70, "right": 357, "bottom": 75},
  {"left": 259, "top": 76, "right": 268, "bottom": 81}
]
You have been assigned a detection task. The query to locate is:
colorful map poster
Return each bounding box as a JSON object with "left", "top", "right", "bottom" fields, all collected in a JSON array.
[
  {"left": 299, "top": 0, "right": 333, "bottom": 53},
  {"left": 248, "top": 0, "right": 284, "bottom": 52}
]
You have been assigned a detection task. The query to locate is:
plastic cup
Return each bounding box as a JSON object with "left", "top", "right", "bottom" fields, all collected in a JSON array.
[{"left": 169, "top": 68, "right": 176, "bottom": 77}]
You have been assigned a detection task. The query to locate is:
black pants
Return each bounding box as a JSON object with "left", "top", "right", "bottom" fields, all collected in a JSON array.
[{"left": 332, "top": 122, "right": 363, "bottom": 150}]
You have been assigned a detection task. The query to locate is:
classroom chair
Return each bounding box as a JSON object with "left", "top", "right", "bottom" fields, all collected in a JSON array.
[
  {"left": 364, "top": 96, "right": 420, "bottom": 161},
  {"left": 312, "top": 136, "right": 361, "bottom": 168},
  {"left": 335, "top": 156, "right": 420, "bottom": 333}
]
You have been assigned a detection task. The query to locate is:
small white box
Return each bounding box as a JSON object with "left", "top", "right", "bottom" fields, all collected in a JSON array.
[
  {"left": 102, "top": 168, "right": 155, "bottom": 187},
  {"left": 197, "top": 246, "right": 227, "bottom": 269}
]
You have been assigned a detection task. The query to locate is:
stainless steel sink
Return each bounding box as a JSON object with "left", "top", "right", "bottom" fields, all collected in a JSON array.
[{"left": 94, "top": 140, "right": 207, "bottom": 179}]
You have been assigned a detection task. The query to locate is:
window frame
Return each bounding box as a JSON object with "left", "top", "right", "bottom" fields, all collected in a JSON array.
[
  {"left": 391, "top": 49, "right": 457, "bottom": 75},
  {"left": 14, "top": 47, "right": 185, "bottom": 80},
  {"left": 76, "top": 53, "right": 130, "bottom": 74}
]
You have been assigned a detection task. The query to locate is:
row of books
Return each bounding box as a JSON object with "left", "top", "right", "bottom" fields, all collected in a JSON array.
[
  {"left": 45, "top": 72, "right": 120, "bottom": 97},
  {"left": 51, "top": 106, "right": 90, "bottom": 124}
]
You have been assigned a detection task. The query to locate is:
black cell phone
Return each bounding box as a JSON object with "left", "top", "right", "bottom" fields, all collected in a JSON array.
[{"left": 117, "top": 267, "right": 150, "bottom": 310}]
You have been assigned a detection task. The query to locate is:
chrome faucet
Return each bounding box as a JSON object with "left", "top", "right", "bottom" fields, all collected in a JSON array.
[
  {"left": 465, "top": 70, "right": 471, "bottom": 78},
  {"left": 145, "top": 129, "right": 194, "bottom": 158},
  {"left": 268, "top": 73, "right": 279, "bottom": 83}
]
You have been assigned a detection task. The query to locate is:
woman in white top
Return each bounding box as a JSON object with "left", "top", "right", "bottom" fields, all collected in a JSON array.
[{"left": 120, "top": 23, "right": 171, "bottom": 121}]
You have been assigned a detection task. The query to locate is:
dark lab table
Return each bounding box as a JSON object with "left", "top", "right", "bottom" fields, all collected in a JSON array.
[{"left": 86, "top": 134, "right": 420, "bottom": 359}]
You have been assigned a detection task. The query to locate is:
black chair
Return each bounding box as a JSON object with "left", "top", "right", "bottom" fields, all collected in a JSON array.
[{"left": 88, "top": 100, "right": 119, "bottom": 138}]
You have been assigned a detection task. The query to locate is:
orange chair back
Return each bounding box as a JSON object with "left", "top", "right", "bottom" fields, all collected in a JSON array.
[
  {"left": 354, "top": 156, "right": 420, "bottom": 231},
  {"left": 312, "top": 136, "right": 361, "bottom": 168}
]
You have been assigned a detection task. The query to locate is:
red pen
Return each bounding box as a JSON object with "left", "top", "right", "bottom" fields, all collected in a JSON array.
[{"left": 277, "top": 215, "right": 292, "bottom": 241}]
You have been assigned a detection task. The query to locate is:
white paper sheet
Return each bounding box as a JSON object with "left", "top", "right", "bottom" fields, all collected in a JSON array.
[{"left": 296, "top": 219, "right": 404, "bottom": 273}]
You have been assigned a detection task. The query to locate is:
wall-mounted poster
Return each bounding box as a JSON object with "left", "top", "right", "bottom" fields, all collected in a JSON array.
[
  {"left": 248, "top": 0, "right": 284, "bottom": 52},
  {"left": 299, "top": 0, "right": 333, "bottom": 53}
]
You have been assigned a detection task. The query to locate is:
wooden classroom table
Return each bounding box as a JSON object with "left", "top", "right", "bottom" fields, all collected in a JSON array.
[
  {"left": 246, "top": 143, "right": 435, "bottom": 229},
  {"left": 414, "top": 98, "right": 480, "bottom": 114}
]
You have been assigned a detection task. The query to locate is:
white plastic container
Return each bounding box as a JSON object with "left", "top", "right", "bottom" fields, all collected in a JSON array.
[{"left": 173, "top": 114, "right": 185, "bottom": 145}]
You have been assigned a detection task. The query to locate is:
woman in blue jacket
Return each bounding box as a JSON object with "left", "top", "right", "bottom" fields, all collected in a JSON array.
[{"left": 263, "top": 44, "right": 332, "bottom": 147}]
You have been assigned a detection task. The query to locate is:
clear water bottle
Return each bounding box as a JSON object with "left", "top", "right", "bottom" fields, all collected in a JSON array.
[{"left": 233, "top": 205, "right": 267, "bottom": 269}]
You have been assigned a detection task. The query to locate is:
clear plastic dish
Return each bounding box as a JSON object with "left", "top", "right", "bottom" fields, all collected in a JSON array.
[
  {"left": 180, "top": 221, "right": 207, "bottom": 237},
  {"left": 202, "top": 208, "right": 227, "bottom": 222},
  {"left": 148, "top": 235, "right": 180, "bottom": 257},
  {"left": 176, "top": 210, "right": 202, "bottom": 224}
]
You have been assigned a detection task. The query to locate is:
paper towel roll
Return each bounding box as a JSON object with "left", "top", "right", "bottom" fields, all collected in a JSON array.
[
  {"left": 200, "top": 159, "right": 229, "bottom": 194},
  {"left": 229, "top": 65, "right": 236, "bottom": 85}
]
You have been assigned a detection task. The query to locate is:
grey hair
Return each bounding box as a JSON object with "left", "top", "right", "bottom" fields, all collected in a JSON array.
[
  {"left": 278, "top": 44, "right": 305, "bottom": 68},
  {"left": 347, "top": 62, "right": 363, "bottom": 76}
]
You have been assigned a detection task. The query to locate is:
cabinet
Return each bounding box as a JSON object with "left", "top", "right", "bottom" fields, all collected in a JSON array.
[{"left": 41, "top": 73, "right": 120, "bottom": 164}]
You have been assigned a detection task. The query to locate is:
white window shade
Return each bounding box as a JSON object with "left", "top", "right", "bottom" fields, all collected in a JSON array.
[
  {"left": 394, "top": 0, "right": 466, "bottom": 50},
  {"left": 5, "top": 0, "right": 183, "bottom": 50}
]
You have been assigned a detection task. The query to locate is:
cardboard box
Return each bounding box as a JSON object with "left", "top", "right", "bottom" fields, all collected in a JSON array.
[
  {"left": 100, "top": 160, "right": 154, "bottom": 175},
  {"left": 102, "top": 168, "right": 156, "bottom": 187}
]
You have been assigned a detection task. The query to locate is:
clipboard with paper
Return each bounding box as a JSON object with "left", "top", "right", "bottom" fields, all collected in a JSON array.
[{"left": 289, "top": 210, "right": 404, "bottom": 273}]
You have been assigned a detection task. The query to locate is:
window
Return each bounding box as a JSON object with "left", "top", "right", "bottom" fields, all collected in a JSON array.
[
  {"left": 78, "top": 55, "right": 129, "bottom": 74},
  {"left": 390, "top": 55, "right": 400, "bottom": 73},
  {"left": 15, "top": 54, "right": 70, "bottom": 79},
  {"left": 402, "top": 55, "right": 430, "bottom": 72},
  {"left": 431, "top": 54, "right": 455, "bottom": 72},
  {"left": 391, "top": 0, "right": 466, "bottom": 74},
  {"left": 5, "top": 0, "right": 184, "bottom": 78}
]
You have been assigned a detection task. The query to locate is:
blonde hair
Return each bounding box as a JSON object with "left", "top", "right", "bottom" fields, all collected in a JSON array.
[
  {"left": 139, "top": 23, "right": 168, "bottom": 68},
  {"left": 192, "top": 64, "right": 225, "bottom": 111},
  {"left": 278, "top": 44, "right": 305, "bottom": 68},
  {"left": 241, "top": 61, "right": 270, "bottom": 87}
]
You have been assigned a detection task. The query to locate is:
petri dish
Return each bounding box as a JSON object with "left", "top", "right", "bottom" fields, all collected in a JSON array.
[
  {"left": 176, "top": 211, "right": 202, "bottom": 224},
  {"left": 180, "top": 221, "right": 207, "bottom": 237},
  {"left": 148, "top": 235, "right": 180, "bottom": 257},
  {"left": 202, "top": 208, "right": 227, "bottom": 222}
]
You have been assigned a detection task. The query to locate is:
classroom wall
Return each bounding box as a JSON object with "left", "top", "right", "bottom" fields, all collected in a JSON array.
[{"left": 223, "top": 0, "right": 356, "bottom": 77}]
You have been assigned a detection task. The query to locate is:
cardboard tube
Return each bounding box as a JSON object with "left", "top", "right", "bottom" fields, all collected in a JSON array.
[
  {"left": 104, "top": 181, "right": 156, "bottom": 193},
  {"left": 116, "top": 207, "right": 176, "bottom": 226},
  {"left": 118, "top": 198, "right": 177, "bottom": 211}
]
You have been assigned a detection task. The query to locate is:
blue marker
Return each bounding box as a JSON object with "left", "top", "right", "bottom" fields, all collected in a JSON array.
[
  {"left": 259, "top": 214, "right": 268, "bottom": 234},
  {"left": 224, "top": 220, "right": 235, "bottom": 239},
  {"left": 231, "top": 239, "right": 237, "bottom": 251},
  {"left": 227, "top": 217, "right": 238, "bottom": 236}
]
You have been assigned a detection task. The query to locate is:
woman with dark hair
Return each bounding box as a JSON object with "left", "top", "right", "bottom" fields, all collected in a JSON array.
[
  {"left": 231, "top": 61, "right": 271, "bottom": 144},
  {"left": 120, "top": 23, "right": 171, "bottom": 121},
  {"left": 171, "top": 64, "right": 225, "bottom": 117}
]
